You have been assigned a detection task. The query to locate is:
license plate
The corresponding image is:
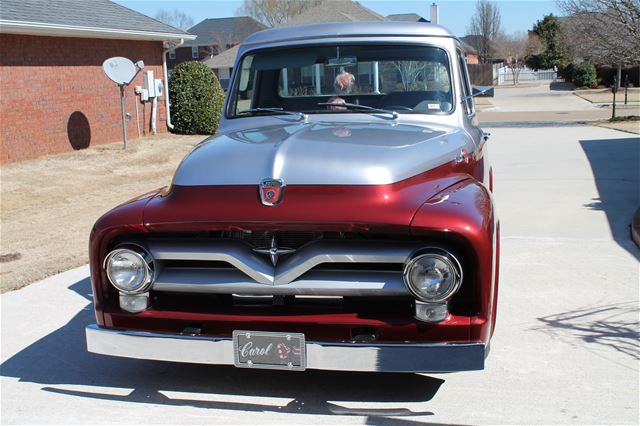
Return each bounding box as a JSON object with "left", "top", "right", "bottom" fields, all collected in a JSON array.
[{"left": 233, "top": 330, "right": 306, "bottom": 371}]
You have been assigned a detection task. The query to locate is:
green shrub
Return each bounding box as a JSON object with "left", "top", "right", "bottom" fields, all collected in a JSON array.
[
  {"left": 169, "top": 61, "right": 225, "bottom": 134},
  {"left": 571, "top": 63, "right": 597, "bottom": 88},
  {"left": 558, "top": 63, "right": 574, "bottom": 81}
]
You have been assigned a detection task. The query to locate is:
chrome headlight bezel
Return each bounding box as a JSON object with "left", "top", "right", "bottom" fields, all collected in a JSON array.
[
  {"left": 104, "top": 245, "right": 154, "bottom": 295},
  {"left": 403, "top": 248, "right": 463, "bottom": 303}
]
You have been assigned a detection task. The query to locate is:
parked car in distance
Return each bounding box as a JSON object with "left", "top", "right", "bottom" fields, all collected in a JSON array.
[{"left": 86, "top": 21, "right": 499, "bottom": 373}]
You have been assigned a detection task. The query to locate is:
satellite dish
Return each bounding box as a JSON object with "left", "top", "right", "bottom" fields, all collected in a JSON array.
[
  {"left": 102, "top": 56, "right": 144, "bottom": 149},
  {"left": 102, "top": 57, "right": 137, "bottom": 85}
]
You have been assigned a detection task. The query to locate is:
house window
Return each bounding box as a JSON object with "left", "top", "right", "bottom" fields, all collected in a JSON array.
[
  {"left": 168, "top": 50, "right": 176, "bottom": 60},
  {"left": 191, "top": 46, "right": 199, "bottom": 59}
]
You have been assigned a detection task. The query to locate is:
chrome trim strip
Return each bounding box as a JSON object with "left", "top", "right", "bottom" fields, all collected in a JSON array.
[
  {"left": 153, "top": 269, "right": 410, "bottom": 296},
  {"left": 86, "top": 325, "right": 485, "bottom": 373}
]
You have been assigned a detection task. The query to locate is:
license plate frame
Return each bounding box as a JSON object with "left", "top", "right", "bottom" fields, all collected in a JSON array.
[{"left": 232, "top": 330, "right": 306, "bottom": 371}]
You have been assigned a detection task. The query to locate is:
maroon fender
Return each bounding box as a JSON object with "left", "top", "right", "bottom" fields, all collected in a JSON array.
[
  {"left": 89, "top": 192, "right": 157, "bottom": 325},
  {"left": 411, "top": 179, "right": 499, "bottom": 341}
]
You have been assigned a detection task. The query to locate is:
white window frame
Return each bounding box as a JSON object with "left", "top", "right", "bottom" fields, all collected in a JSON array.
[
  {"left": 191, "top": 46, "right": 199, "bottom": 59},
  {"left": 168, "top": 50, "right": 176, "bottom": 60}
]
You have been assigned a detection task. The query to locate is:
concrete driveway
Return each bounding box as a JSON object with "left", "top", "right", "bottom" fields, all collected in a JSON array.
[{"left": 1, "top": 125, "right": 638, "bottom": 425}]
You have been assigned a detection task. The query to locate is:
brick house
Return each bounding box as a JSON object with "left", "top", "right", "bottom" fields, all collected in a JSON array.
[{"left": 0, "top": 0, "right": 195, "bottom": 163}]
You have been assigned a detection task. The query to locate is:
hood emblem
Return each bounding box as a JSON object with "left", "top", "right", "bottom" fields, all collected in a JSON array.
[
  {"left": 259, "top": 178, "right": 285, "bottom": 206},
  {"left": 253, "top": 236, "right": 295, "bottom": 266}
]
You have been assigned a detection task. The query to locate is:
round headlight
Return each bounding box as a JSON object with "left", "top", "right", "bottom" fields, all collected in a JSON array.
[
  {"left": 403, "top": 249, "right": 462, "bottom": 303},
  {"left": 104, "top": 247, "right": 153, "bottom": 294}
]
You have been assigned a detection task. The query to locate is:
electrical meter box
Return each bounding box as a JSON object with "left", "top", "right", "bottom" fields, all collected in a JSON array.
[
  {"left": 143, "top": 70, "right": 156, "bottom": 98},
  {"left": 154, "top": 79, "right": 164, "bottom": 97}
]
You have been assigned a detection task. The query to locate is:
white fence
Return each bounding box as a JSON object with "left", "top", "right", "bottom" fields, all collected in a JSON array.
[{"left": 497, "top": 66, "right": 557, "bottom": 85}]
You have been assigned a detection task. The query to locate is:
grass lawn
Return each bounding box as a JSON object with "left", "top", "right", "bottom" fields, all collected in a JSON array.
[{"left": 0, "top": 134, "right": 206, "bottom": 293}]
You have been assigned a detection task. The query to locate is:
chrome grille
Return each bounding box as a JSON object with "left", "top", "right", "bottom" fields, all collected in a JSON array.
[{"left": 142, "top": 233, "right": 436, "bottom": 297}]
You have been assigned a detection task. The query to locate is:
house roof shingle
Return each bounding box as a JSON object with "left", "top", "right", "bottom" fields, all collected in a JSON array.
[
  {"left": 183, "top": 16, "right": 266, "bottom": 47},
  {"left": 386, "top": 13, "right": 429, "bottom": 22},
  {"left": 202, "top": 44, "right": 241, "bottom": 69},
  {"left": 282, "top": 0, "right": 386, "bottom": 26},
  {"left": 0, "top": 0, "right": 193, "bottom": 40}
]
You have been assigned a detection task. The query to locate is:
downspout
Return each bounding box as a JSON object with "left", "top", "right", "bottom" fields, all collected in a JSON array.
[{"left": 163, "top": 39, "right": 184, "bottom": 130}]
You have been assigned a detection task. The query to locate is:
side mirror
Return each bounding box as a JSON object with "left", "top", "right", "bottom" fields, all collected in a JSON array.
[
  {"left": 461, "top": 86, "right": 494, "bottom": 104},
  {"left": 472, "top": 85, "right": 494, "bottom": 97}
]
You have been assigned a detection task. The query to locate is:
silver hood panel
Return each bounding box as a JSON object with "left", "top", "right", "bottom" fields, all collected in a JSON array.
[{"left": 173, "top": 121, "right": 471, "bottom": 186}]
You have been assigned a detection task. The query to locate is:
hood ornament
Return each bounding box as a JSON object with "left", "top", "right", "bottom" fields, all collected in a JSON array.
[
  {"left": 259, "top": 178, "right": 285, "bottom": 206},
  {"left": 253, "top": 236, "right": 295, "bottom": 266}
]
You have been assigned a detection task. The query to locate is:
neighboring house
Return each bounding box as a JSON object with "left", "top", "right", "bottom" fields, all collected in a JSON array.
[
  {"left": 386, "top": 13, "right": 429, "bottom": 22},
  {"left": 202, "top": 46, "right": 242, "bottom": 89},
  {"left": 0, "top": 0, "right": 194, "bottom": 163},
  {"left": 168, "top": 17, "right": 266, "bottom": 70},
  {"left": 460, "top": 35, "right": 487, "bottom": 63},
  {"left": 460, "top": 40, "right": 479, "bottom": 64}
]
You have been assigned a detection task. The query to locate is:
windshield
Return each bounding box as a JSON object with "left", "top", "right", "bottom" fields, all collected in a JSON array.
[{"left": 228, "top": 44, "right": 454, "bottom": 118}]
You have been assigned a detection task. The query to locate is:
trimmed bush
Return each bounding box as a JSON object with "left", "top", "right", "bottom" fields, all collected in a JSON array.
[
  {"left": 571, "top": 63, "right": 597, "bottom": 88},
  {"left": 558, "top": 63, "right": 574, "bottom": 81},
  {"left": 169, "top": 61, "right": 225, "bottom": 134}
]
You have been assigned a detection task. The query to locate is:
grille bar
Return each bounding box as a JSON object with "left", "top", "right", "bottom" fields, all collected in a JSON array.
[{"left": 153, "top": 268, "right": 409, "bottom": 296}]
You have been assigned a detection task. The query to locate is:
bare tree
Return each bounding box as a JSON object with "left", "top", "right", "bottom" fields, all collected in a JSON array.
[
  {"left": 392, "top": 61, "right": 427, "bottom": 90},
  {"left": 495, "top": 32, "right": 539, "bottom": 85},
  {"left": 558, "top": 0, "right": 640, "bottom": 85},
  {"left": 238, "top": 0, "right": 322, "bottom": 27},
  {"left": 210, "top": 28, "right": 243, "bottom": 57},
  {"left": 467, "top": 0, "right": 502, "bottom": 63},
  {"left": 525, "top": 33, "right": 545, "bottom": 59},
  {"left": 155, "top": 9, "right": 194, "bottom": 31}
]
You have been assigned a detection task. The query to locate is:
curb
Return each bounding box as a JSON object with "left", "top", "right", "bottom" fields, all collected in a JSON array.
[{"left": 632, "top": 208, "right": 640, "bottom": 248}]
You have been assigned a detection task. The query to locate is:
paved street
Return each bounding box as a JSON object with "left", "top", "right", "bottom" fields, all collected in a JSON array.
[
  {"left": 2, "top": 123, "right": 638, "bottom": 424},
  {"left": 477, "top": 84, "right": 613, "bottom": 123}
]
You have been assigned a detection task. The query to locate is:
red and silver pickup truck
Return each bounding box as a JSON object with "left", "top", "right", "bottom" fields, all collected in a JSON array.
[{"left": 86, "top": 21, "right": 499, "bottom": 373}]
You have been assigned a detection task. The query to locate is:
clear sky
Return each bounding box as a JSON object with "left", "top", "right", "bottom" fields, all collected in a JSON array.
[{"left": 115, "top": 0, "right": 561, "bottom": 38}]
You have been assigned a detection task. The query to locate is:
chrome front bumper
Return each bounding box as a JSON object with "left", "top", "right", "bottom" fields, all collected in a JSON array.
[{"left": 86, "top": 325, "right": 485, "bottom": 373}]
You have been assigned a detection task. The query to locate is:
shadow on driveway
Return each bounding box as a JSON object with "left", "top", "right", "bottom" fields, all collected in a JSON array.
[
  {"left": 549, "top": 82, "right": 576, "bottom": 91},
  {"left": 580, "top": 136, "right": 640, "bottom": 260},
  {"left": 535, "top": 302, "right": 639, "bottom": 362},
  {"left": 1, "top": 277, "right": 444, "bottom": 420}
]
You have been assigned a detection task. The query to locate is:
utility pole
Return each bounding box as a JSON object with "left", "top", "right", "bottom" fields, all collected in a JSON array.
[
  {"left": 624, "top": 74, "right": 629, "bottom": 105},
  {"left": 119, "top": 84, "right": 127, "bottom": 149},
  {"left": 611, "top": 76, "right": 617, "bottom": 119}
]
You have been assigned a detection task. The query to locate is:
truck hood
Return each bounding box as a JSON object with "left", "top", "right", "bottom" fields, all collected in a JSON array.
[{"left": 173, "top": 120, "right": 469, "bottom": 186}]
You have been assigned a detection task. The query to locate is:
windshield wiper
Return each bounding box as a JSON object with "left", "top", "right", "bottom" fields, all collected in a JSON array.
[
  {"left": 238, "top": 107, "right": 307, "bottom": 121},
  {"left": 317, "top": 101, "right": 398, "bottom": 119}
]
